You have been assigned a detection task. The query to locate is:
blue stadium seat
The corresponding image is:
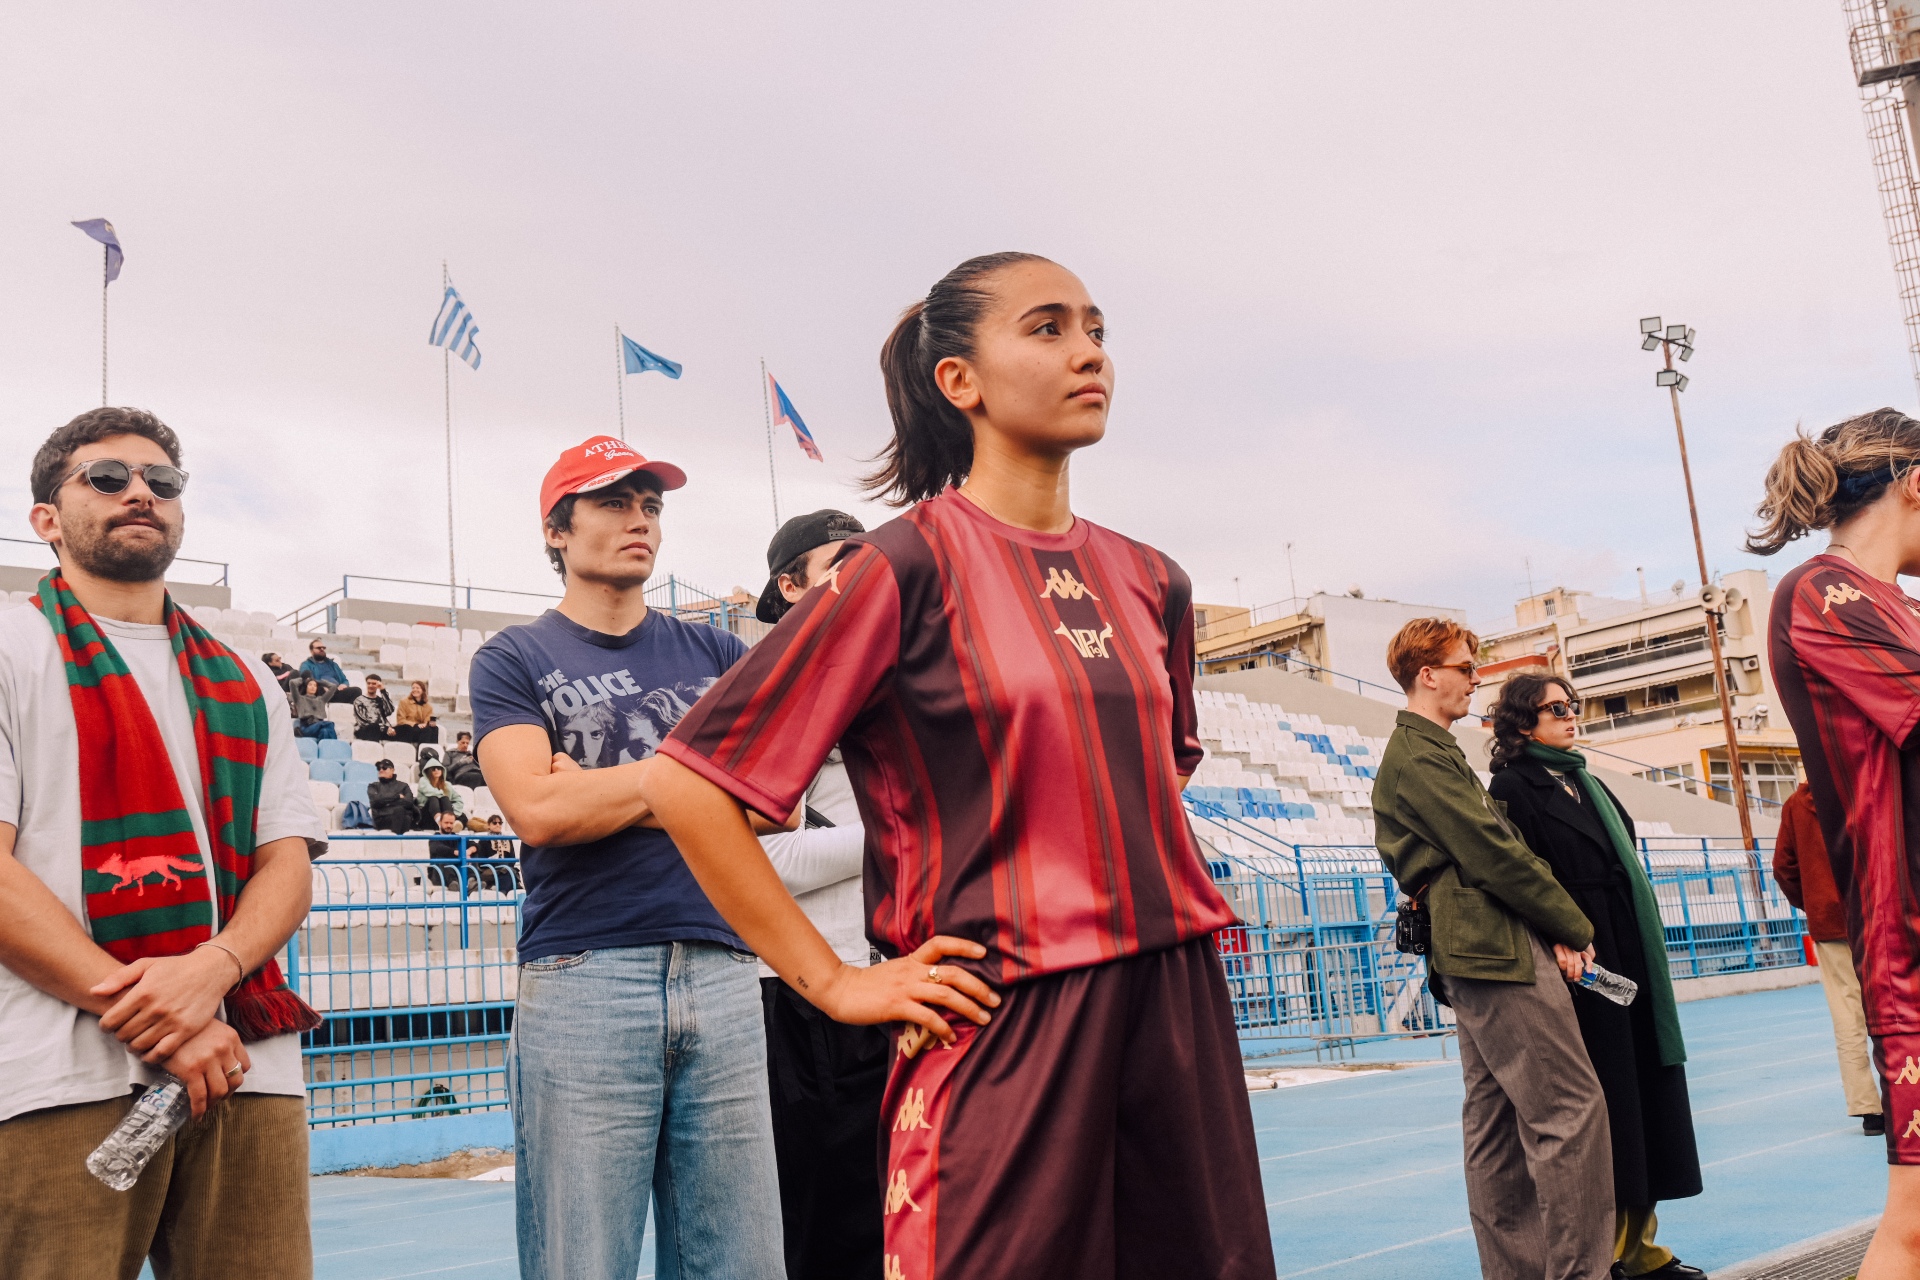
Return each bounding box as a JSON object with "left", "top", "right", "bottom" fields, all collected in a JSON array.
[
  {"left": 308, "top": 760, "right": 346, "bottom": 785},
  {"left": 338, "top": 780, "right": 369, "bottom": 807},
  {"left": 342, "top": 761, "right": 377, "bottom": 785},
  {"left": 294, "top": 738, "right": 318, "bottom": 763},
  {"left": 316, "top": 740, "right": 353, "bottom": 762}
]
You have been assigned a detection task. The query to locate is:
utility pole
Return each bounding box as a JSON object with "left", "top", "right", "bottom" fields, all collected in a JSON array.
[{"left": 1638, "top": 317, "right": 1755, "bottom": 850}]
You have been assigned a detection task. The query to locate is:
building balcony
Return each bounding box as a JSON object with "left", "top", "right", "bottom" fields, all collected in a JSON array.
[{"left": 1580, "top": 694, "right": 1723, "bottom": 738}]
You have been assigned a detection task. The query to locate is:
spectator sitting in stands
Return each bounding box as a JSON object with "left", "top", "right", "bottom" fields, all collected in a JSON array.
[
  {"left": 366, "top": 759, "right": 418, "bottom": 834},
  {"left": 288, "top": 676, "right": 338, "bottom": 739},
  {"left": 475, "top": 811, "right": 516, "bottom": 860},
  {"left": 353, "top": 674, "right": 397, "bottom": 742},
  {"left": 444, "top": 730, "right": 484, "bottom": 788},
  {"left": 261, "top": 651, "right": 300, "bottom": 698},
  {"left": 425, "top": 809, "right": 469, "bottom": 889},
  {"left": 415, "top": 761, "right": 464, "bottom": 828},
  {"left": 298, "top": 639, "right": 360, "bottom": 704},
  {"left": 394, "top": 679, "right": 439, "bottom": 744}
]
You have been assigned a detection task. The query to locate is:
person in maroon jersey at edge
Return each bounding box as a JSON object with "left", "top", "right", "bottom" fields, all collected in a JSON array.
[
  {"left": 639, "top": 252, "right": 1274, "bottom": 1280},
  {"left": 1749, "top": 407, "right": 1920, "bottom": 1279}
]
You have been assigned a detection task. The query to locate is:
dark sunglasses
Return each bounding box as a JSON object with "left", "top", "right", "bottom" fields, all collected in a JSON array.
[
  {"left": 1539, "top": 699, "right": 1583, "bottom": 719},
  {"left": 65, "top": 458, "right": 189, "bottom": 501}
]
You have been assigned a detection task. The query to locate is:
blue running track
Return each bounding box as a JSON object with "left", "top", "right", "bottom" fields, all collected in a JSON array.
[{"left": 299, "top": 982, "right": 1885, "bottom": 1279}]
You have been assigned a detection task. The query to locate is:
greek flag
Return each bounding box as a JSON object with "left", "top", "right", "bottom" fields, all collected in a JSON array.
[{"left": 429, "top": 282, "right": 483, "bottom": 370}]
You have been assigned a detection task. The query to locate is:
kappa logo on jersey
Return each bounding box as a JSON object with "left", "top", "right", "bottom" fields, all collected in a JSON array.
[
  {"left": 884, "top": 1257, "right": 908, "bottom": 1280},
  {"left": 1039, "top": 566, "right": 1099, "bottom": 601},
  {"left": 1055, "top": 621, "right": 1115, "bottom": 660},
  {"left": 817, "top": 563, "right": 844, "bottom": 596},
  {"left": 1906, "top": 1109, "right": 1920, "bottom": 1140},
  {"left": 1822, "top": 581, "right": 1867, "bottom": 614},
  {"left": 1897, "top": 1056, "right": 1920, "bottom": 1086},
  {"left": 885, "top": 1168, "right": 923, "bottom": 1214},
  {"left": 893, "top": 1088, "right": 932, "bottom": 1132}
]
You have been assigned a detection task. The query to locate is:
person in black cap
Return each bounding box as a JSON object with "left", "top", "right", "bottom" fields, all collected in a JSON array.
[
  {"left": 755, "top": 508, "right": 868, "bottom": 626},
  {"left": 752, "top": 509, "right": 886, "bottom": 1280}
]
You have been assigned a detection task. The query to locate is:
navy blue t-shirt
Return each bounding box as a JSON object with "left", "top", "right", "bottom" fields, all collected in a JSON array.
[{"left": 468, "top": 608, "right": 749, "bottom": 960}]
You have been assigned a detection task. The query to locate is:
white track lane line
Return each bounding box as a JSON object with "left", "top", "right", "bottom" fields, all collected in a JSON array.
[
  {"left": 1274, "top": 1227, "right": 1473, "bottom": 1277},
  {"left": 1261, "top": 1121, "right": 1460, "bottom": 1163},
  {"left": 1701, "top": 1126, "right": 1858, "bottom": 1169},
  {"left": 1692, "top": 1077, "right": 1838, "bottom": 1115},
  {"left": 1265, "top": 1160, "right": 1460, "bottom": 1208}
]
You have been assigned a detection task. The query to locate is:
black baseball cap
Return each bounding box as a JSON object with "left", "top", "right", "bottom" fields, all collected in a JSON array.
[{"left": 756, "top": 509, "right": 865, "bottom": 624}]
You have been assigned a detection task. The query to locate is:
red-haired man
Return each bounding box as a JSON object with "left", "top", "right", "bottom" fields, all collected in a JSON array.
[{"left": 1372, "top": 617, "right": 1613, "bottom": 1280}]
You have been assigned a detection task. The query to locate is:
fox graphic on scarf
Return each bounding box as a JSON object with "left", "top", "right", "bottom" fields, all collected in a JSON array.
[{"left": 33, "top": 570, "right": 320, "bottom": 1042}]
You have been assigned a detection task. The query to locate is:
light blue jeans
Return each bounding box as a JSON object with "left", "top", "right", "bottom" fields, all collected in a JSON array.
[{"left": 510, "top": 942, "right": 786, "bottom": 1280}]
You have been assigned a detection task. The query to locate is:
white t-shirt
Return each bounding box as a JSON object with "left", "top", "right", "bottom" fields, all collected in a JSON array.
[
  {"left": 0, "top": 604, "right": 325, "bottom": 1123},
  {"left": 757, "top": 750, "right": 869, "bottom": 979}
]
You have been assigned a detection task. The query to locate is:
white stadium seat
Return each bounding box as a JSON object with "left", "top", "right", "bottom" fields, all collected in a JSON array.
[
  {"left": 460, "top": 629, "right": 484, "bottom": 647},
  {"left": 428, "top": 674, "right": 456, "bottom": 699},
  {"left": 308, "top": 781, "right": 340, "bottom": 809},
  {"left": 409, "top": 624, "right": 437, "bottom": 643},
  {"left": 351, "top": 740, "right": 385, "bottom": 765},
  {"left": 377, "top": 644, "right": 406, "bottom": 668},
  {"left": 432, "top": 629, "right": 461, "bottom": 652},
  {"left": 335, "top": 617, "right": 363, "bottom": 637}
]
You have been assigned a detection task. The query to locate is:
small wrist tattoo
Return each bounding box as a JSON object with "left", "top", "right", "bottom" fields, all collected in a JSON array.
[{"left": 796, "top": 975, "right": 810, "bottom": 990}]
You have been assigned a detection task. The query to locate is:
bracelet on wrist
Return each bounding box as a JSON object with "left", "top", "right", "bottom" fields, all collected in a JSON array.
[{"left": 194, "top": 940, "right": 247, "bottom": 991}]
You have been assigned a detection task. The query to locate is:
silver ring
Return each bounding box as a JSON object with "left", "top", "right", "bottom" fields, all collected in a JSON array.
[
  {"left": 927, "top": 966, "right": 943, "bottom": 985},
  {"left": 224, "top": 1064, "right": 244, "bottom": 1082}
]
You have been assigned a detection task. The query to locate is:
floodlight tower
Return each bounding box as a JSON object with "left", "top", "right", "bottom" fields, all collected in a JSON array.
[
  {"left": 1636, "top": 319, "right": 1757, "bottom": 851},
  {"left": 1844, "top": 0, "right": 1920, "bottom": 401}
]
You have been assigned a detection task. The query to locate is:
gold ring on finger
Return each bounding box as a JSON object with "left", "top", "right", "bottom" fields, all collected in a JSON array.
[
  {"left": 225, "top": 1064, "right": 244, "bottom": 1082},
  {"left": 927, "top": 966, "right": 943, "bottom": 984}
]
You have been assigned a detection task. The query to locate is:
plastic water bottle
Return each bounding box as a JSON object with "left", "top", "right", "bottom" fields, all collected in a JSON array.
[
  {"left": 1576, "top": 962, "right": 1639, "bottom": 1007},
  {"left": 87, "top": 1078, "right": 189, "bottom": 1191}
]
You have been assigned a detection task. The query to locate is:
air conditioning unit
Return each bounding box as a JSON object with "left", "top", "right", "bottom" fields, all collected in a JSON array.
[{"left": 1740, "top": 656, "right": 1761, "bottom": 672}]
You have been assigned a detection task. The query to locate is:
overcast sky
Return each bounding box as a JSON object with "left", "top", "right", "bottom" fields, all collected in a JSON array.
[{"left": 1, "top": 2, "right": 1910, "bottom": 633}]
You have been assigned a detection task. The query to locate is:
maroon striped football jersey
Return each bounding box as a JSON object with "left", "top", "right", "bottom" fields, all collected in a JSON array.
[
  {"left": 1771, "top": 553, "right": 1920, "bottom": 1035},
  {"left": 661, "top": 488, "right": 1237, "bottom": 983}
]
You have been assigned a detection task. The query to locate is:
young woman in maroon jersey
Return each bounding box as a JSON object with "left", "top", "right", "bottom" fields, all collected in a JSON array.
[
  {"left": 1750, "top": 407, "right": 1920, "bottom": 1279},
  {"left": 641, "top": 253, "right": 1274, "bottom": 1280}
]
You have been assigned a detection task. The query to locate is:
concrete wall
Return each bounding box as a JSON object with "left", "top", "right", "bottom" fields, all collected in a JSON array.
[
  {"left": 0, "top": 563, "right": 231, "bottom": 610},
  {"left": 335, "top": 597, "right": 542, "bottom": 635},
  {"left": 1196, "top": 666, "right": 1775, "bottom": 839}
]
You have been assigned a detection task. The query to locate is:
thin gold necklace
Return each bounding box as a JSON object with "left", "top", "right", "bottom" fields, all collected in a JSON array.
[{"left": 958, "top": 483, "right": 1073, "bottom": 534}]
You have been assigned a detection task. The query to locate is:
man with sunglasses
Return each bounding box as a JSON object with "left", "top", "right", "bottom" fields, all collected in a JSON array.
[
  {"left": 1371, "top": 617, "right": 1614, "bottom": 1280},
  {"left": 0, "top": 408, "right": 324, "bottom": 1275},
  {"left": 299, "top": 639, "right": 361, "bottom": 704}
]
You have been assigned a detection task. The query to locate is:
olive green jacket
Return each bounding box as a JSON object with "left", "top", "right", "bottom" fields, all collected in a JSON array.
[{"left": 1372, "top": 711, "right": 1592, "bottom": 983}]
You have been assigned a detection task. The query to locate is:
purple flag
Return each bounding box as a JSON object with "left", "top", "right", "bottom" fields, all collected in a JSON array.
[{"left": 72, "top": 219, "right": 123, "bottom": 283}]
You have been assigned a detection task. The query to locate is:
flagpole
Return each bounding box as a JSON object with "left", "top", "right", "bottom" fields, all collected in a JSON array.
[
  {"left": 443, "top": 261, "right": 457, "bottom": 620},
  {"left": 760, "top": 358, "right": 780, "bottom": 529},
  {"left": 101, "top": 244, "right": 109, "bottom": 407},
  {"left": 615, "top": 324, "right": 627, "bottom": 442}
]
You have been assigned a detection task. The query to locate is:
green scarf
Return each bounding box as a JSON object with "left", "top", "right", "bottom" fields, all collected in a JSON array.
[{"left": 1524, "top": 741, "right": 1685, "bottom": 1066}]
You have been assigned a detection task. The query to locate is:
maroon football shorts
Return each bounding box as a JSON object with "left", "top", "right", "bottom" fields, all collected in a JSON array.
[
  {"left": 1874, "top": 1031, "right": 1920, "bottom": 1164},
  {"left": 877, "top": 935, "right": 1276, "bottom": 1280}
]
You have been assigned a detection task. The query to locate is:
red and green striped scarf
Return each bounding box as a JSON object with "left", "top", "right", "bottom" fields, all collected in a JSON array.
[{"left": 33, "top": 570, "right": 320, "bottom": 1042}]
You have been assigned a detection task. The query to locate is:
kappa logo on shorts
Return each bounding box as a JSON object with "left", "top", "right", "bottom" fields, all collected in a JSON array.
[
  {"left": 1906, "top": 1109, "right": 1920, "bottom": 1140},
  {"left": 884, "top": 1257, "right": 908, "bottom": 1280},
  {"left": 1054, "top": 621, "right": 1115, "bottom": 660},
  {"left": 885, "top": 1168, "right": 923, "bottom": 1214},
  {"left": 893, "top": 1088, "right": 932, "bottom": 1132},
  {"left": 1822, "top": 581, "right": 1866, "bottom": 614},
  {"left": 1039, "top": 566, "right": 1099, "bottom": 602},
  {"left": 1897, "top": 1056, "right": 1920, "bottom": 1086}
]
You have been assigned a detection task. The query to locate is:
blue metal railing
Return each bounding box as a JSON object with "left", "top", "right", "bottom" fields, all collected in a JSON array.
[
  {"left": 288, "top": 810, "right": 1811, "bottom": 1122},
  {"left": 292, "top": 832, "right": 521, "bottom": 1127},
  {"left": 1183, "top": 797, "right": 1806, "bottom": 1057}
]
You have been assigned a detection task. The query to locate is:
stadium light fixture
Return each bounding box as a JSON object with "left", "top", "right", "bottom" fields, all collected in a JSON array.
[{"left": 1632, "top": 314, "right": 1756, "bottom": 852}]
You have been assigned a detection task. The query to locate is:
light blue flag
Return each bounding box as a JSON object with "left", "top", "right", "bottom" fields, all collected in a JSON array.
[
  {"left": 622, "top": 334, "right": 682, "bottom": 379},
  {"left": 430, "top": 282, "right": 483, "bottom": 370},
  {"left": 72, "top": 219, "right": 123, "bottom": 282}
]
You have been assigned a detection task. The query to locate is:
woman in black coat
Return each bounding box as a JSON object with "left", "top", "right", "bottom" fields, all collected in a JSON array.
[{"left": 1486, "top": 672, "right": 1703, "bottom": 1280}]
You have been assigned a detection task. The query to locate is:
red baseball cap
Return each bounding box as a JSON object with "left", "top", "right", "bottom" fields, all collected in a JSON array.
[{"left": 539, "top": 435, "right": 687, "bottom": 517}]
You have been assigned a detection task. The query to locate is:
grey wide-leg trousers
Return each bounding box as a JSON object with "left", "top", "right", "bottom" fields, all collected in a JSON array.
[{"left": 1445, "top": 930, "right": 1615, "bottom": 1280}]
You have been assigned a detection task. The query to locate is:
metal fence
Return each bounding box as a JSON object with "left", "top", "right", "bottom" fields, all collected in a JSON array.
[
  {"left": 288, "top": 815, "right": 1811, "bottom": 1124},
  {"left": 291, "top": 833, "right": 522, "bottom": 1127},
  {"left": 1186, "top": 801, "right": 1807, "bottom": 1059}
]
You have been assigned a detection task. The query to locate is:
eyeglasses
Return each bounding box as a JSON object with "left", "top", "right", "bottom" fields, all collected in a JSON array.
[
  {"left": 1539, "top": 699, "right": 1583, "bottom": 719},
  {"left": 64, "top": 458, "right": 189, "bottom": 501},
  {"left": 1429, "top": 662, "right": 1479, "bottom": 677}
]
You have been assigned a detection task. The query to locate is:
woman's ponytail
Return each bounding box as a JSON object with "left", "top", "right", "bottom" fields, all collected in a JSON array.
[
  {"left": 1747, "top": 407, "right": 1920, "bottom": 554},
  {"left": 864, "top": 251, "right": 1051, "bottom": 506}
]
